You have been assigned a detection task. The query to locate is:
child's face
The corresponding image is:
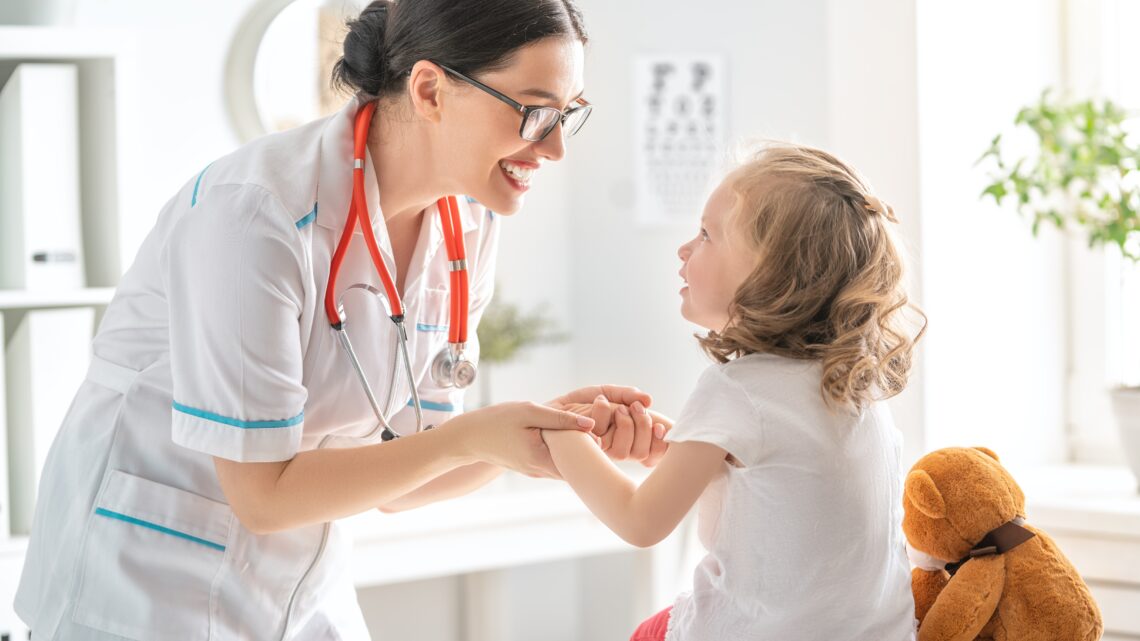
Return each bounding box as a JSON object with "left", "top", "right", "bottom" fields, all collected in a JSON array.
[{"left": 677, "top": 177, "right": 756, "bottom": 331}]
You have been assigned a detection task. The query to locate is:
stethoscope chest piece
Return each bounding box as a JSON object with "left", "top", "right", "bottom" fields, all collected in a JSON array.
[{"left": 431, "top": 345, "right": 477, "bottom": 389}]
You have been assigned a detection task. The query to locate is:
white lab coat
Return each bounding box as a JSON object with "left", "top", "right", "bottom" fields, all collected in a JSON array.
[{"left": 14, "top": 96, "right": 500, "bottom": 640}]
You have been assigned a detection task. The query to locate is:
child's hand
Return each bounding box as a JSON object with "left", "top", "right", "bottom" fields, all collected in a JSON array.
[
  {"left": 544, "top": 401, "right": 606, "bottom": 447},
  {"left": 546, "top": 387, "right": 671, "bottom": 465},
  {"left": 566, "top": 396, "right": 670, "bottom": 466},
  {"left": 556, "top": 402, "right": 604, "bottom": 446}
]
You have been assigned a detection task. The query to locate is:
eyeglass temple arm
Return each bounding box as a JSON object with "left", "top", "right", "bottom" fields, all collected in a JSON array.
[{"left": 435, "top": 63, "right": 526, "bottom": 114}]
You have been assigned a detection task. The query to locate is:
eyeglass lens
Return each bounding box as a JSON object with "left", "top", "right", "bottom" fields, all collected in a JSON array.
[{"left": 521, "top": 105, "right": 592, "bottom": 142}]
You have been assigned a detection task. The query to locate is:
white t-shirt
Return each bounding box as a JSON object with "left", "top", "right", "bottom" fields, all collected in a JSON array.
[{"left": 663, "top": 353, "right": 916, "bottom": 641}]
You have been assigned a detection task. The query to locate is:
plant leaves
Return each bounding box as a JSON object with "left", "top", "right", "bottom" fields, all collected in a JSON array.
[{"left": 980, "top": 90, "right": 1140, "bottom": 262}]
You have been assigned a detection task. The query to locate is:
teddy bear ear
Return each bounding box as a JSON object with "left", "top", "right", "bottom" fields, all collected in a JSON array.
[
  {"left": 973, "top": 446, "right": 1000, "bottom": 462},
  {"left": 904, "top": 470, "right": 946, "bottom": 519}
]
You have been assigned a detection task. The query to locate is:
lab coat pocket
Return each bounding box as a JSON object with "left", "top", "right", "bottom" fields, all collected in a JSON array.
[
  {"left": 411, "top": 288, "right": 452, "bottom": 386},
  {"left": 72, "top": 469, "right": 233, "bottom": 640}
]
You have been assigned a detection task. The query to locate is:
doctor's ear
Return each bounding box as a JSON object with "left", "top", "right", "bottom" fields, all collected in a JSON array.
[{"left": 406, "top": 60, "right": 446, "bottom": 123}]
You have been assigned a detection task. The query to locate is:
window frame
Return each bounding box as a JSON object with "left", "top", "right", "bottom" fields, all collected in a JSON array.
[{"left": 1062, "top": 0, "right": 1140, "bottom": 464}]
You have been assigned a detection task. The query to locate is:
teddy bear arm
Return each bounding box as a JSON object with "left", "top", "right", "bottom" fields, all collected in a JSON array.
[
  {"left": 913, "top": 567, "right": 950, "bottom": 624},
  {"left": 917, "top": 555, "right": 1006, "bottom": 641}
]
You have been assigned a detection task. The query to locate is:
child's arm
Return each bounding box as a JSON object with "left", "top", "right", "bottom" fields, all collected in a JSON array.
[{"left": 543, "top": 403, "right": 727, "bottom": 548}]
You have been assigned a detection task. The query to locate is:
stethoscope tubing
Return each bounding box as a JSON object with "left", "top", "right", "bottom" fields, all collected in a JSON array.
[
  {"left": 333, "top": 284, "right": 425, "bottom": 439},
  {"left": 323, "top": 99, "right": 470, "bottom": 437},
  {"left": 439, "top": 194, "right": 469, "bottom": 346}
]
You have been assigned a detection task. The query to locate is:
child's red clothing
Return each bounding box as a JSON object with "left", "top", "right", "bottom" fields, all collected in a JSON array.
[{"left": 629, "top": 606, "right": 672, "bottom": 641}]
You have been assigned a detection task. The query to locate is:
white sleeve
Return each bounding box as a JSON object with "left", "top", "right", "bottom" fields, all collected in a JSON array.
[
  {"left": 665, "top": 364, "right": 763, "bottom": 466},
  {"left": 164, "top": 184, "right": 309, "bottom": 462},
  {"left": 387, "top": 205, "right": 501, "bottom": 432}
]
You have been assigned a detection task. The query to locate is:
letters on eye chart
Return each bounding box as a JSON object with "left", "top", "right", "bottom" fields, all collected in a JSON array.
[{"left": 633, "top": 54, "right": 726, "bottom": 226}]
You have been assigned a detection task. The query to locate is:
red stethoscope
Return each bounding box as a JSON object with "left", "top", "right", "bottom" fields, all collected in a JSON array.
[{"left": 324, "top": 100, "right": 476, "bottom": 439}]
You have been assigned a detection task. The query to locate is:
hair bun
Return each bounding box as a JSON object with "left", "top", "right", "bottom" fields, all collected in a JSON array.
[{"left": 337, "top": 0, "right": 395, "bottom": 96}]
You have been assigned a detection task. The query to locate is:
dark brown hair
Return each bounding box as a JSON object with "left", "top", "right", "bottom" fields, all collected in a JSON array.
[{"left": 332, "top": 0, "right": 587, "bottom": 98}]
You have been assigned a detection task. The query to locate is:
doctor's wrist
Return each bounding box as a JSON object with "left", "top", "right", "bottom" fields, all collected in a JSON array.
[{"left": 435, "top": 413, "right": 481, "bottom": 467}]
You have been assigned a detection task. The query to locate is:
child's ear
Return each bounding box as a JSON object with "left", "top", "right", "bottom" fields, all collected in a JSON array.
[{"left": 905, "top": 470, "right": 946, "bottom": 519}]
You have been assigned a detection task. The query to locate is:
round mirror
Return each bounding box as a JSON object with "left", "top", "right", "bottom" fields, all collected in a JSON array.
[{"left": 226, "top": 0, "right": 367, "bottom": 141}]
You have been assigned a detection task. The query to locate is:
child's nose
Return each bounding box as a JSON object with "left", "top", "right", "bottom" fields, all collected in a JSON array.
[{"left": 678, "top": 240, "right": 692, "bottom": 261}]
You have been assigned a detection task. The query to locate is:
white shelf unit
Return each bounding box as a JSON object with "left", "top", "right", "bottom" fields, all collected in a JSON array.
[
  {"left": 0, "top": 27, "right": 138, "bottom": 289},
  {"left": 0, "top": 288, "right": 115, "bottom": 311},
  {"left": 0, "top": 27, "right": 136, "bottom": 640}
]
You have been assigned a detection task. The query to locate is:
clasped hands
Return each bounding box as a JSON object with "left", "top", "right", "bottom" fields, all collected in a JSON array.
[
  {"left": 440, "top": 384, "right": 671, "bottom": 480},
  {"left": 544, "top": 384, "right": 670, "bottom": 471}
]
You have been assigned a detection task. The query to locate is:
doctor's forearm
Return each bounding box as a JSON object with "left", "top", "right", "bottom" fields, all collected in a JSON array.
[
  {"left": 378, "top": 462, "right": 503, "bottom": 513},
  {"left": 216, "top": 427, "right": 475, "bottom": 534}
]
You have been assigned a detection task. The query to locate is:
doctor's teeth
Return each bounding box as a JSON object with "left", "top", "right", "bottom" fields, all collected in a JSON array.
[{"left": 500, "top": 162, "right": 534, "bottom": 182}]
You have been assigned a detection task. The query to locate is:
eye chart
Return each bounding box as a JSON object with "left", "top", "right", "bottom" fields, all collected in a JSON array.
[{"left": 634, "top": 54, "right": 727, "bottom": 225}]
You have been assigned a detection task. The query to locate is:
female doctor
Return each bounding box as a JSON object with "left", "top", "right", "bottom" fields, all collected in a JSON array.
[{"left": 15, "top": 0, "right": 667, "bottom": 638}]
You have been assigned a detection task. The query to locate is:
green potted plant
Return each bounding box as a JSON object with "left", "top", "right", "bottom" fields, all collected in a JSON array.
[
  {"left": 475, "top": 288, "right": 567, "bottom": 407},
  {"left": 979, "top": 90, "right": 1140, "bottom": 489}
]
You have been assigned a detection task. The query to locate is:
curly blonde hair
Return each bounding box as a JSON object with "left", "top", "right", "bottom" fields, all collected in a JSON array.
[{"left": 698, "top": 143, "right": 927, "bottom": 412}]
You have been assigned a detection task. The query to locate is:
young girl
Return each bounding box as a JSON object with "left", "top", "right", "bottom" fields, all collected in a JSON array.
[{"left": 545, "top": 143, "right": 927, "bottom": 641}]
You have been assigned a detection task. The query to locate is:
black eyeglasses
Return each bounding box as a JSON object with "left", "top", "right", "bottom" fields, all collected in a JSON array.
[{"left": 434, "top": 62, "right": 593, "bottom": 142}]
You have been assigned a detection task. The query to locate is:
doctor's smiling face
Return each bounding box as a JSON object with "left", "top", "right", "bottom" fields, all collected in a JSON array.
[
  {"left": 334, "top": 0, "right": 589, "bottom": 217},
  {"left": 677, "top": 174, "right": 758, "bottom": 332},
  {"left": 435, "top": 37, "right": 586, "bottom": 215},
  {"left": 430, "top": 37, "right": 583, "bottom": 214}
]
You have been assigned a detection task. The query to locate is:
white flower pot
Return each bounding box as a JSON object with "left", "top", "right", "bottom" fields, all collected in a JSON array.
[{"left": 1111, "top": 387, "right": 1140, "bottom": 492}]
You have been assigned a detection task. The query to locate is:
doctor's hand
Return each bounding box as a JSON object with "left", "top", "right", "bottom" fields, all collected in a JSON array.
[
  {"left": 441, "top": 401, "right": 595, "bottom": 479},
  {"left": 548, "top": 386, "right": 671, "bottom": 467}
]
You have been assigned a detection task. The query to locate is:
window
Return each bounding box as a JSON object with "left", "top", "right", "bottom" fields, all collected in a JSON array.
[
  {"left": 1105, "top": 0, "right": 1140, "bottom": 389},
  {"left": 1065, "top": 0, "right": 1140, "bottom": 463}
]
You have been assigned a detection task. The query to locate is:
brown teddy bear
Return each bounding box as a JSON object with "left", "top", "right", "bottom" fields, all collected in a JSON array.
[{"left": 902, "top": 447, "right": 1102, "bottom": 641}]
